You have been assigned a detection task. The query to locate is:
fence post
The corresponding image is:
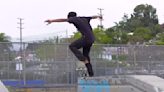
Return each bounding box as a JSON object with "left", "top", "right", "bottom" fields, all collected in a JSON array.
[
  {"left": 7, "top": 49, "right": 9, "bottom": 80},
  {"left": 44, "top": 43, "right": 46, "bottom": 84},
  {"left": 23, "top": 42, "right": 26, "bottom": 85},
  {"left": 133, "top": 46, "right": 136, "bottom": 75},
  {"left": 33, "top": 41, "right": 35, "bottom": 81},
  {"left": 133, "top": 43, "right": 139, "bottom": 75},
  {"left": 94, "top": 50, "right": 96, "bottom": 76},
  {"left": 162, "top": 61, "right": 164, "bottom": 78},
  {"left": 54, "top": 43, "right": 57, "bottom": 84},
  {"left": 116, "top": 46, "right": 120, "bottom": 75}
]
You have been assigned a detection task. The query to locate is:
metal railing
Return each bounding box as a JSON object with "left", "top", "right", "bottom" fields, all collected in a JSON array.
[{"left": 0, "top": 42, "right": 164, "bottom": 85}]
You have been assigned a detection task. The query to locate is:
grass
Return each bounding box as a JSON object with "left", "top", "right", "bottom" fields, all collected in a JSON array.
[
  {"left": 6, "top": 86, "right": 76, "bottom": 92},
  {"left": 6, "top": 86, "right": 25, "bottom": 91}
]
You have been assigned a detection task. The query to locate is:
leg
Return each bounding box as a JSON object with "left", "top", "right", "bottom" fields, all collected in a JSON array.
[
  {"left": 83, "top": 44, "right": 92, "bottom": 62},
  {"left": 69, "top": 37, "right": 91, "bottom": 62},
  {"left": 83, "top": 44, "right": 94, "bottom": 77}
]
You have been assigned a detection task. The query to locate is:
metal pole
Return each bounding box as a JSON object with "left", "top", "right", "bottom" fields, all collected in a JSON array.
[
  {"left": 54, "top": 43, "right": 57, "bottom": 83},
  {"left": 66, "top": 30, "right": 69, "bottom": 84},
  {"left": 23, "top": 43, "right": 26, "bottom": 85},
  {"left": 97, "top": 8, "right": 104, "bottom": 30},
  {"left": 134, "top": 46, "right": 136, "bottom": 75},
  {"left": 17, "top": 18, "right": 24, "bottom": 86},
  {"left": 116, "top": 47, "right": 120, "bottom": 75},
  {"left": 162, "top": 61, "right": 164, "bottom": 78},
  {"left": 3, "top": 52, "right": 5, "bottom": 80},
  {"left": 33, "top": 41, "right": 35, "bottom": 81},
  {"left": 94, "top": 50, "right": 96, "bottom": 76},
  {"left": 44, "top": 44, "right": 46, "bottom": 84},
  {"left": 7, "top": 50, "right": 9, "bottom": 80}
]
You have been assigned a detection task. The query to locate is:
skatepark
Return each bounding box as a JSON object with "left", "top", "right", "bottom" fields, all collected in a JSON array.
[
  {"left": 0, "top": 43, "right": 164, "bottom": 92},
  {"left": 1, "top": 75, "right": 164, "bottom": 92}
]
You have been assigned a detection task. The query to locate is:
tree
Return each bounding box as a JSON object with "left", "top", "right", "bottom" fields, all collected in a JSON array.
[
  {"left": 128, "top": 35, "right": 145, "bottom": 45},
  {"left": 93, "top": 28, "right": 112, "bottom": 44},
  {"left": 0, "top": 33, "right": 12, "bottom": 50},
  {"left": 73, "top": 28, "right": 112, "bottom": 44},
  {"left": 158, "top": 32, "right": 164, "bottom": 42},
  {"left": 121, "top": 31, "right": 131, "bottom": 44},
  {"left": 105, "top": 27, "right": 131, "bottom": 44},
  {"left": 114, "top": 4, "right": 159, "bottom": 33},
  {"left": 112, "top": 4, "right": 160, "bottom": 44},
  {"left": 133, "top": 27, "right": 152, "bottom": 42},
  {"left": 34, "top": 36, "right": 60, "bottom": 61},
  {"left": 0, "top": 33, "right": 12, "bottom": 61},
  {"left": 129, "top": 27, "right": 151, "bottom": 45},
  {"left": 131, "top": 4, "right": 158, "bottom": 28},
  {"left": 105, "top": 27, "right": 121, "bottom": 44},
  {"left": 149, "top": 24, "right": 164, "bottom": 44},
  {"left": 34, "top": 36, "right": 73, "bottom": 61},
  {"left": 73, "top": 31, "right": 81, "bottom": 39},
  {"left": 114, "top": 13, "right": 134, "bottom": 32},
  {"left": 26, "top": 36, "right": 60, "bottom": 51}
]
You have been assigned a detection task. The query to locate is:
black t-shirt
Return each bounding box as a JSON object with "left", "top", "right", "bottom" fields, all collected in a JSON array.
[{"left": 68, "top": 17, "right": 95, "bottom": 41}]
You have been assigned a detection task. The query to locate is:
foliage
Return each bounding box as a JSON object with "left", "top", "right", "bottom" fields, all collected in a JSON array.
[
  {"left": 0, "top": 33, "right": 12, "bottom": 51},
  {"left": 149, "top": 24, "right": 164, "bottom": 44},
  {"left": 0, "top": 33, "right": 12, "bottom": 61},
  {"left": 107, "top": 4, "right": 161, "bottom": 45},
  {"left": 133, "top": 27, "right": 152, "bottom": 42},
  {"left": 112, "top": 55, "right": 127, "bottom": 61},
  {"left": 34, "top": 37, "right": 59, "bottom": 61},
  {"left": 73, "top": 28, "right": 112, "bottom": 44},
  {"left": 130, "top": 4, "right": 158, "bottom": 29},
  {"left": 156, "top": 42, "right": 164, "bottom": 45}
]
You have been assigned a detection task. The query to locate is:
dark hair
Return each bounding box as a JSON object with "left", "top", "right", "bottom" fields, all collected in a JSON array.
[{"left": 67, "top": 12, "right": 77, "bottom": 18}]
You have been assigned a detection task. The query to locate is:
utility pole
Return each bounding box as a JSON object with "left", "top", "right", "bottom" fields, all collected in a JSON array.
[
  {"left": 17, "top": 18, "right": 24, "bottom": 58},
  {"left": 17, "top": 18, "right": 25, "bottom": 85},
  {"left": 98, "top": 8, "right": 104, "bottom": 30},
  {"left": 17, "top": 18, "right": 24, "bottom": 66}
]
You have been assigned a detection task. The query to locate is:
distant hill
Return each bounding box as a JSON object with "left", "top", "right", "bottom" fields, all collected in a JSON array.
[{"left": 11, "top": 32, "right": 67, "bottom": 51}]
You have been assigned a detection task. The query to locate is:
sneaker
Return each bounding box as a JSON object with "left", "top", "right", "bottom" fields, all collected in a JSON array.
[{"left": 85, "top": 63, "right": 94, "bottom": 77}]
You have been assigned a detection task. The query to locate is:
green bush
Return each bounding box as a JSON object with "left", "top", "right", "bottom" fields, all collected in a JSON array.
[
  {"left": 156, "top": 42, "right": 164, "bottom": 45},
  {"left": 112, "top": 55, "right": 127, "bottom": 61},
  {"left": 146, "top": 42, "right": 164, "bottom": 45}
]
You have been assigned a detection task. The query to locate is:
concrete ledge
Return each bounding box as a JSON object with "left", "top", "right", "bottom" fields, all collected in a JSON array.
[
  {"left": 78, "top": 75, "right": 164, "bottom": 92},
  {"left": 125, "top": 75, "right": 164, "bottom": 92},
  {"left": 0, "top": 80, "right": 9, "bottom": 92}
]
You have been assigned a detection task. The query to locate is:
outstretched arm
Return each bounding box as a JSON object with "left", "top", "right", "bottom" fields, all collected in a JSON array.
[
  {"left": 45, "top": 19, "right": 68, "bottom": 25},
  {"left": 91, "top": 15, "right": 103, "bottom": 19}
]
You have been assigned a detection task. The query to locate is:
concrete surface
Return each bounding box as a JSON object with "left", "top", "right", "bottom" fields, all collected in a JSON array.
[
  {"left": 126, "top": 75, "right": 164, "bottom": 92},
  {"left": 78, "top": 76, "right": 144, "bottom": 92},
  {"left": 7, "top": 75, "right": 164, "bottom": 92},
  {"left": 0, "top": 80, "right": 9, "bottom": 92},
  {"left": 78, "top": 75, "right": 164, "bottom": 92},
  {"left": 78, "top": 85, "right": 144, "bottom": 92}
]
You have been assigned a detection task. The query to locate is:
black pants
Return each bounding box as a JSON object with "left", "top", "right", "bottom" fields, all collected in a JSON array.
[{"left": 69, "top": 37, "right": 94, "bottom": 62}]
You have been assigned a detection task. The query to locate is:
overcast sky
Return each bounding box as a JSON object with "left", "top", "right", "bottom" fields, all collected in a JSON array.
[{"left": 1, "top": 0, "right": 164, "bottom": 41}]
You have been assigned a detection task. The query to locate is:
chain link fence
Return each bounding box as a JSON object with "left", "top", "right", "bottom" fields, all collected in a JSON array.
[{"left": 0, "top": 42, "right": 164, "bottom": 85}]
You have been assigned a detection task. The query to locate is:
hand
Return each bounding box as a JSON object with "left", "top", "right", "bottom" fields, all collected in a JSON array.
[
  {"left": 44, "top": 20, "right": 52, "bottom": 25},
  {"left": 99, "top": 16, "right": 103, "bottom": 19}
]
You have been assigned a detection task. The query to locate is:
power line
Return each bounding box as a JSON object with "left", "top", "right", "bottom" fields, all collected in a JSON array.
[{"left": 98, "top": 8, "right": 104, "bottom": 30}]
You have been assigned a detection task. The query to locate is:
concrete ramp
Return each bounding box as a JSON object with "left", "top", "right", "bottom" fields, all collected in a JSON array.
[
  {"left": 0, "top": 80, "right": 9, "bottom": 92},
  {"left": 126, "top": 75, "right": 164, "bottom": 92},
  {"left": 78, "top": 75, "right": 164, "bottom": 92}
]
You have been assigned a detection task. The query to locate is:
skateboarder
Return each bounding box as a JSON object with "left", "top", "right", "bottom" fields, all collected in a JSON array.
[{"left": 45, "top": 12, "right": 102, "bottom": 77}]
